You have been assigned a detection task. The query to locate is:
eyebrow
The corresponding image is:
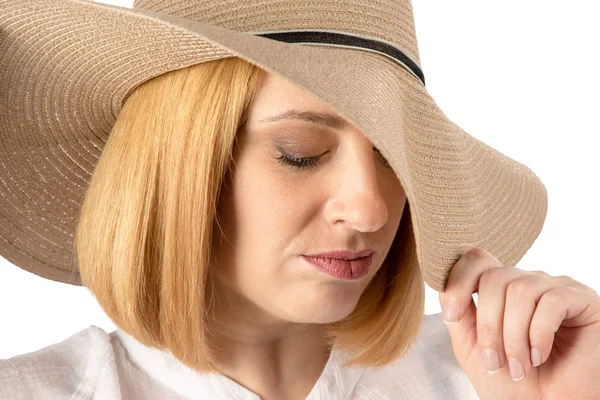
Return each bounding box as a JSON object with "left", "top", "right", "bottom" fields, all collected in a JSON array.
[{"left": 258, "top": 109, "right": 350, "bottom": 130}]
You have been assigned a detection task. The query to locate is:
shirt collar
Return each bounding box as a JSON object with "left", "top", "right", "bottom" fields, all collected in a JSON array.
[{"left": 111, "top": 328, "right": 364, "bottom": 399}]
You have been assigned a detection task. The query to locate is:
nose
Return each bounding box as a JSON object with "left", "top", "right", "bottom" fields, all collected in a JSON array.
[{"left": 324, "top": 141, "right": 389, "bottom": 233}]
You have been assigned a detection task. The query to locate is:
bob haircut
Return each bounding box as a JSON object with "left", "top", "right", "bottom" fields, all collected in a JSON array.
[{"left": 73, "top": 56, "right": 425, "bottom": 373}]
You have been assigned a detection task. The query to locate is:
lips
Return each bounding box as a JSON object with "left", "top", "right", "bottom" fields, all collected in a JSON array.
[
  {"left": 305, "top": 249, "right": 375, "bottom": 260},
  {"left": 302, "top": 253, "right": 373, "bottom": 280}
]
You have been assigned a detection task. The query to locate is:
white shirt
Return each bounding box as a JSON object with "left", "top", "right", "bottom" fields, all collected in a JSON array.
[{"left": 0, "top": 312, "right": 480, "bottom": 399}]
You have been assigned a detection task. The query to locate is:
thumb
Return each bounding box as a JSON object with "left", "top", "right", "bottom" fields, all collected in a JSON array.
[{"left": 439, "top": 291, "right": 479, "bottom": 370}]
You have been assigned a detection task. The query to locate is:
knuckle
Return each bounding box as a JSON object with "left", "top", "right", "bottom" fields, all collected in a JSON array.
[
  {"left": 477, "top": 322, "right": 497, "bottom": 339},
  {"left": 558, "top": 275, "right": 578, "bottom": 286},
  {"left": 480, "top": 267, "right": 505, "bottom": 284},
  {"left": 506, "top": 279, "right": 531, "bottom": 298},
  {"left": 529, "top": 324, "right": 547, "bottom": 338},
  {"left": 556, "top": 275, "right": 598, "bottom": 298},
  {"left": 502, "top": 337, "right": 521, "bottom": 353},
  {"left": 530, "top": 270, "right": 551, "bottom": 278},
  {"left": 541, "top": 290, "right": 563, "bottom": 306},
  {"left": 581, "top": 284, "right": 600, "bottom": 298}
]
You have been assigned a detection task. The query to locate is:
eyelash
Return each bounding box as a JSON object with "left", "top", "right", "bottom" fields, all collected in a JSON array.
[{"left": 276, "top": 148, "right": 389, "bottom": 170}]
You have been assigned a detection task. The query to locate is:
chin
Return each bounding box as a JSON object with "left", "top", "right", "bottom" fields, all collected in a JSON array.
[
  {"left": 287, "top": 295, "right": 360, "bottom": 324},
  {"left": 308, "top": 311, "right": 355, "bottom": 324}
]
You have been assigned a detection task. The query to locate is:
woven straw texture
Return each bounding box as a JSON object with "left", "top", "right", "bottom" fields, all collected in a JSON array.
[{"left": 0, "top": 0, "right": 548, "bottom": 292}]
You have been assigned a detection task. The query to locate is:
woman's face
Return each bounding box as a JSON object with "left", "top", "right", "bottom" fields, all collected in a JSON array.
[{"left": 211, "top": 70, "right": 407, "bottom": 325}]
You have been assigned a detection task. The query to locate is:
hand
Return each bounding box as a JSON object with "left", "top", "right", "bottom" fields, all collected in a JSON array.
[{"left": 438, "top": 248, "right": 600, "bottom": 400}]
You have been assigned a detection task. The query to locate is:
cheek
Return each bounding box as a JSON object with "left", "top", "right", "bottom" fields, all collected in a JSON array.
[
  {"left": 227, "top": 184, "right": 297, "bottom": 278},
  {"left": 237, "top": 171, "right": 317, "bottom": 242}
]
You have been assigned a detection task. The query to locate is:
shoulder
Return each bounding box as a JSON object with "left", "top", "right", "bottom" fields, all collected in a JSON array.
[
  {"left": 352, "top": 312, "right": 480, "bottom": 400},
  {"left": 0, "top": 325, "right": 116, "bottom": 400}
]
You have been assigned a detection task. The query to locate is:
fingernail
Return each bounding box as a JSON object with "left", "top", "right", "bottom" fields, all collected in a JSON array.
[
  {"left": 443, "top": 296, "right": 460, "bottom": 324},
  {"left": 508, "top": 357, "right": 524, "bottom": 381},
  {"left": 531, "top": 347, "right": 542, "bottom": 367},
  {"left": 481, "top": 348, "right": 501, "bottom": 374}
]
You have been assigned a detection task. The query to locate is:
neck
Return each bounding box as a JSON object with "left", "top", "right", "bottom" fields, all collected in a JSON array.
[{"left": 205, "top": 277, "right": 333, "bottom": 399}]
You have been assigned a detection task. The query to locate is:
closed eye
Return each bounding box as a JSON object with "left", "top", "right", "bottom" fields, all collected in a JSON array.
[{"left": 277, "top": 146, "right": 390, "bottom": 170}]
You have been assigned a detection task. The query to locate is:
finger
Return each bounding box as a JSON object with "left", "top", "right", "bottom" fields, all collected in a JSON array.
[
  {"left": 440, "top": 249, "right": 506, "bottom": 374},
  {"left": 475, "top": 267, "right": 526, "bottom": 376},
  {"left": 530, "top": 284, "right": 600, "bottom": 366},
  {"left": 500, "top": 272, "right": 557, "bottom": 381},
  {"left": 544, "top": 276, "right": 600, "bottom": 328},
  {"left": 442, "top": 248, "right": 504, "bottom": 325}
]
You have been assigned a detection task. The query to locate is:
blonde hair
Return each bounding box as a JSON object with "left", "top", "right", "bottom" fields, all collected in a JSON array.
[{"left": 73, "top": 56, "right": 425, "bottom": 373}]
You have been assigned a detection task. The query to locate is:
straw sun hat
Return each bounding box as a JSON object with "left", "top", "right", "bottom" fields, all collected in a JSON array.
[{"left": 0, "top": 0, "right": 548, "bottom": 292}]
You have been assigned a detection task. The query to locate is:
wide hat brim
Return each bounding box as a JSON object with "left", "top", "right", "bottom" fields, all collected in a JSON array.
[{"left": 0, "top": 0, "right": 548, "bottom": 292}]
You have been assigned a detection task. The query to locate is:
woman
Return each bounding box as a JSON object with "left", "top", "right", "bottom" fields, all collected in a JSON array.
[{"left": 0, "top": 0, "right": 598, "bottom": 399}]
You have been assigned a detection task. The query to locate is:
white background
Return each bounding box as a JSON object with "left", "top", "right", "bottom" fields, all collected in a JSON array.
[{"left": 1, "top": 1, "right": 598, "bottom": 359}]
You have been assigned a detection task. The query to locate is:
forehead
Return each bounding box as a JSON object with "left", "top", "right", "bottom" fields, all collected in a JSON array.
[{"left": 247, "top": 71, "right": 353, "bottom": 131}]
